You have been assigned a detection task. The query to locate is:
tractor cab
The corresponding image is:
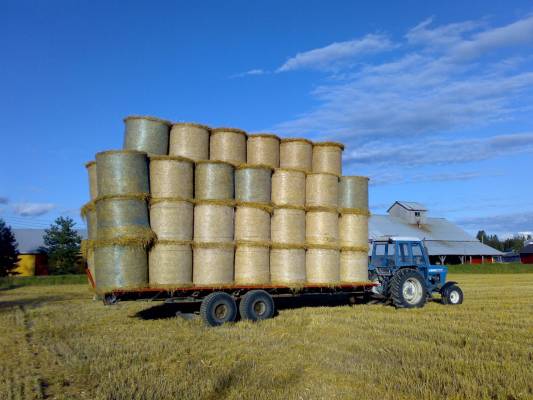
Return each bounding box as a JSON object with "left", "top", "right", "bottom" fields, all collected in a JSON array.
[{"left": 369, "top": 236, "right": 463, "bottom": 308}]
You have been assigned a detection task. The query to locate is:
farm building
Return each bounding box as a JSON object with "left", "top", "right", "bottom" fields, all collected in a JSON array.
[
  {"left": 519, "top": 243, "right": 533, "bottom": 264},
  {"left": 369, "top": 201, "right": 503, "bottom": 264}
]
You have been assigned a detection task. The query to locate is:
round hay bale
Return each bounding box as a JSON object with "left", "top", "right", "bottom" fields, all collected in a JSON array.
[
  {"left": 235, "top": 165, "right": 272, "bottom": 204},
  {"left": 86, "top": 208, "right": 98, "bottom": 240},
  {"left": 235, "top": 206, "right": 270, "bottom": 242},
  {"left": 94, "top": 242, "right": 148, "bottom": 292},
  {"left": 123, "top": 115, "right": 171, "bottom": 155},
  {"left": 85, "top": 161, "right": 98, "bottom": 200},
  {"left": 338, "top": 176, "right": 369, "bottom": 210},
  {"left": 306, "top": 173, "right": 339, "bottom": 208},
  {"left": 306, "top": 210, "right": 339, "bottom": 246},
  {"left": 149, "top": 241, "right": 192, "bottom": 287},
  {"left": 194, "top": 161, "right": 234, "bottom": 200},
  {"left": 340, "top": 250, "right": 368, "bottom": 282},
  {"left": 312, "top": 142, "right": 344, "bottom": 176},
  {"left": 87, "top": 246, "right": 95, "bottom": 284},
  {"left": 271, "top": 207, "right": 305, "bottom": 244},
  {"left": 271, "top": 168, "right": 306, "bottom": 207},
  {"left": 169, "top": 123, "right": 210, "bottom": 161},
  {"left": 194, "top": 203, "right": 234, "bottom": 243},
  {"left": 149, "top": 156, "right": 194, "bottom": 199},
  {"left": 210, "top": 128, "right": 247, "bottom": 166},
  {"left": 280, "top": 138, "right": 313, "bottom": 172},
  {"left": 96, "top": 195, "right": 151, "bottom": 240},
  {"left": 235, "top": 243, "right": 270, "bottom": 284},
  {"left": 306, "top": 247, "right": 340, "bottom": 284},
  {"left": 193, "top": 243, "right": 234, "bottom": 286},
  {"left": 150, "top": 200, "right": 193, "bottom": 241},
  {"left": 270, "top": 246, "right": 306, "bottom": 285},
  {"left": 339, "top": 214, "right": 368, "bottom": 248},
  {"left": 96, "top": 150, "right": 149, "bottom": 197},
  {"left": 247, "top": 133, "right": 280, "bottom": 168}
]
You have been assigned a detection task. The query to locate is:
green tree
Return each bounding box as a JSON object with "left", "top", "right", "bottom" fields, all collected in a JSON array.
[
  {"left": 0, "top": 218, "right": 20, "bottom": 277},
  {"left": 41, "top": 217, "right": 82, "bottom": 275}
]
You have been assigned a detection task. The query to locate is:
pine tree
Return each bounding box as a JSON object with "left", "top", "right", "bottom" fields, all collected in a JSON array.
[
  {"left": 0, "top": 218, "right": 20, "bottom": 277},
  {"left": 41, "top": 217, "right": 82, "bottom": 275}
]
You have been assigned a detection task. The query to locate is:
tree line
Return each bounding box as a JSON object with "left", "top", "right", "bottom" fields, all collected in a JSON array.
[{"left": 476, "top": 230, "right": 531, "bottom": 252}]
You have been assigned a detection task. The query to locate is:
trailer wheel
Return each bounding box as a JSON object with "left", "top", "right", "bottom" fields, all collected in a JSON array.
[
  {"left": 442, "top": 285, "right": 463, "bottom": 305},
  {"left": 239, "top": 290, "right": 275, "bottom": 321},
  {"left": 200, "top": 292, "right": 237, "bottom": 327},
  {"left": 390, "top": 269, "right": 427, "bottom": 309},
  {"left": 103, "top": 294, "right": 118, "bottom": 305}
]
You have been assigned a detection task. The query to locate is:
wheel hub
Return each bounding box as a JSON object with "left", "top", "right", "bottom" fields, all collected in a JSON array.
[
  {"left": 449, "top": 290, "right": 460, "bottom": 304},
  {"left": 253, "top": 301, "right": 267, "bottom": 316},
  {"left": 214, "top": 304, "right": 228, "bottom": 320},
  {"left": 402, "top": 278, "right": 423, "bottom": 305}
]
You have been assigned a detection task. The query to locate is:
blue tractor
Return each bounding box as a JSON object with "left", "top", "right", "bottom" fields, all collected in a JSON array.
[{"left": 368, "top": 236, "right": 463, "bottom": 308}]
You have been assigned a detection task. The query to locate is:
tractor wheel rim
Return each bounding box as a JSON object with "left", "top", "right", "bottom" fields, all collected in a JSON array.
[
  {"left": 403, "top": 278, "right": 423, "bottom": 304},
  {"left": 449, "top": 291, "right": 460, "bottom": 304}
]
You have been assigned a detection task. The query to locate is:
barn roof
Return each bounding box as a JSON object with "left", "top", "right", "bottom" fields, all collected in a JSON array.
[
  {"left": 520, "top": 244, "right": 533, "bottom": 255},
  {"left": 387, "top": 201, "right": 427, "bottom": 212},
  {"left": 13, "top": 229, "right": 87, "bottom": 254}
]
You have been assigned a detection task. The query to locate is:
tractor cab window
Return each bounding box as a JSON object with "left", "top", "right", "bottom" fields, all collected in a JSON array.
[
  {"left": 373, "top": 243, "right": 386, "bottom": 266},
  {"left": 386, "top": 243, "right": 395, "bottom": 266},
  {"left": 399, "top": 242, "right": 412, "bottom": 264},
  {"left": 412, "top": 243, "right": 424, "bottom": 265}
]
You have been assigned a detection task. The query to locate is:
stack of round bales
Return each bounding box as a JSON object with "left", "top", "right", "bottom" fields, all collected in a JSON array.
[
  {"left": 305, "top": 172, "right": 340, "bottom": 284},
  {"left": 210, "top": 127, "right": 247, "bottom": 166},
  {"left": 338, "top": 176, "right": 370, "bottom": 282},
  {"left": 149, "top": 156, "right": 194, "bottom": 288},
  {"left": 312, "top": 142, "right": 344, "bottom": 176},
  {"left": 93, "top": 150, "right": 152, "bottom": 292},
  {"left": 169, "top": 122, "right": 210, "bottom": 161},
  {"left": 279, "top": 138, "right": 313, "bottom": 173},
  {"left": 193, "top": 160, "right": 235, "bottom": 285},
  {"left": 123, "top": 116, "right": 172, "bottom": 156},
  {"left": 247, "top": 133, "right": 280, "bottom": 169},
  {"left": 234, "top": 164, "right": 272, "bottom": 285},
  {"left": 270, "top": 168, "right": 306, "bottom": 285},
  {"left": 82, "top": 160, "right": 98, "bottom": 281}
]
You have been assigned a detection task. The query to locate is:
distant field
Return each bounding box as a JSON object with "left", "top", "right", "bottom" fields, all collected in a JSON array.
[
  {"left": 447, "top": 262, "right": 532, "bottom": 274},
  {"left": 0, "top": 274, "right": 87, "bottom": 289},
  {"left": 0, "top": 273, "right": 531, "bottom": 399}
]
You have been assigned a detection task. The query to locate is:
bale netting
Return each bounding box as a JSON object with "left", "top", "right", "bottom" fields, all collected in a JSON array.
[
  {"left": 149, "top": 156, "right": 194, "bottom": 199},
  {"left": 150, "top": 199, "right": 193, "bottom": 241},
  {"left": 169, "top": 122, "right": 210, "bottom": 161},
  {"left": 235, "top": 164, "right": 272, "bottom": 204},
  {"left": 95, "top": 150, "right": 149, "bottom": 197},
  {"left": 271, "top": 207, "right": 306, "bottom": 244},
  {"left": 193, "top": 201, "right": 234, "bottom": 243},
  {"left": 306, "top": 246, "right": 340, "bottom": 284},
  {"left": 210, "top": 127, "right": 247, "bottom": 166},
  {"left": 94, "top": 240, "right": 148, "bottom": 292},
  {"left": 123, "top": 115, "right": 171, "bottom": 156},
  {"left": 271, "top": 168, "right": 306, "bottom": 207},
  {"left": 312, "top": 142, "right": 344, "bottom": 176},
  {"left": 96, "top": 195, "right": 151, "bottom": 240},
  {"left": 338, "top": 176, "right": 369, "bottom": 210},
  {"left": 235, "top": 242, "right": 270, "bottom": 285},
  {"left": 306, "top": 209, "right": 339, "bottom": 246},
  {"left": 86, "top": 208, "right": 98, "bottom": 240},
  {"left": 194, "top": 160, "right": 234, "bottom": 200},
  {"left": 149, "top": 241, "right": 192, "bottom": 288},
  {"left": 85, "top": 161, "right": 98, "bottom": 200},
  {"left": 280, "top": 138, "right": 313, "bottom": 172},
  {"left": 339, "top": 213, "right": 369, "bottom": 248},
  {"left": 306, "top": 173, "right": 339, "bottom": 208},
  {"left": 247, "top": 133, "right": 280, "bottom": 169},
  {"left": 193, "top": 242, "right": 235, "bottom": 286},
  {"left": 340, "top": 248, "right": 369, "bottom": 283},
  {"left": 235, "top": 205, "right": 271, "bottom": 242},
  {"left": 270, "top": 244, "right": 306, "bottom": 286}
]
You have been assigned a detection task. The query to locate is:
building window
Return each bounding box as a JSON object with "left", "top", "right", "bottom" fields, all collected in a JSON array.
[{"left": 415, "top": 211, "right": 420, "bottom": 217}]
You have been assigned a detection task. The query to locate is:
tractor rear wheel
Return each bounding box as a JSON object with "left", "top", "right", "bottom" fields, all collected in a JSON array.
[
  {"left": 442, "top": 285, "right": 463, "bottom": 305},
  {"left": 390, "top": 269, "right": 427, "bottom": 308}
]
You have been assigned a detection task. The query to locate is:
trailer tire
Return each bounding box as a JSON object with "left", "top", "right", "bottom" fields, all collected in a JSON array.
[
  {"left": 390, "top": 269, "right": 427, "bottom": 309},
  {"left": 239, "top": 290, "right": 275, "bottom": 321},
  {"left": 200, "top": 292, "right": 237, "bottom": 327},
  {"left": 442, "top": 285, "right": 463, "bottom": 305}
]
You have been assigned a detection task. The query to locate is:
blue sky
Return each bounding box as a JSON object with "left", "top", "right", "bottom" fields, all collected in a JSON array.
[{"left": 1, "top": 0, "right": 532, "bottom": 237}]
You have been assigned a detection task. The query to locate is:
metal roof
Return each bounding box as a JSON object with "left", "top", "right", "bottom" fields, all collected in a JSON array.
[
  {"left": 387, "top": 201, "right": 428, "bottom": 212},
  {"left": 13, "top": 229, "right": 87, "bottom": 254},
  {"left": 520, "top": 244, "right": 533, "bottom": 255}
]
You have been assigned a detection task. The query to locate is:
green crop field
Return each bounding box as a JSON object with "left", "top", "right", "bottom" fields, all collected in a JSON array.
[{"left": 1, "top": 273, "right": 532, "bottom": 400}]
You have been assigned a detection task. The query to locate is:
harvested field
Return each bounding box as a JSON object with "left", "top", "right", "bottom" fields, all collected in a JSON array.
[{"left": 0, "top": 274, "right": 532, "bottom": 400}]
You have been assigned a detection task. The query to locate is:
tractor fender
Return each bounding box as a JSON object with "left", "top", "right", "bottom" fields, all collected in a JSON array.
[{"left": 440, "top": 281, "right": 458, "bottom": 294}]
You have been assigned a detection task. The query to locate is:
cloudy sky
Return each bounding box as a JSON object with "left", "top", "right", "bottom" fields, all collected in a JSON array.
[{"left": 1, "top": 1, "right": 532, "bottom": 237}]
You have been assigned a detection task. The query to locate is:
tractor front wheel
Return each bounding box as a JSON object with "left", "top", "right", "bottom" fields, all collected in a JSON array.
[
  {"left": 442, "top": 285, "right": 463, "bottom": 305},
  {"left": 389, "top": 269, "right": 427, "bottom": 309}
]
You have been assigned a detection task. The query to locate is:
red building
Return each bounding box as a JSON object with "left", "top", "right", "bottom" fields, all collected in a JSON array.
[{"left": 519, "top": 244, "right": 533, "bottom": 264}]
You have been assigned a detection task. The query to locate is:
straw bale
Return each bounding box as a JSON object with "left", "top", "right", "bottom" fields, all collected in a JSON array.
[
  {"left": 149, "top": 157, "right": 194, "bottom": 198},
  {"left": 280, "top": 138, "right": 313, "bottom": 172},
  {"left": 169, "top": 123, "right": 210, "bottom": 161},
  {"left": 194, "top": 203, "right": 234, "bottom": 243},
  {"left": 271, "top": 168, "right": 306, "bottom": 207},
  {"left": 270, "top": 248, "right": 306, "bottom": 285},
  {"left": 85, "top": 160, "right": 98, "bottom": 200},
  {"left": 235, "top": 201, "right": 273, "bottom": 213},
  {"left": 96, "top": 196, "right": 150, "bottom": 240},
  {"left": 123, "top": 115, "right": 170, "bottom": 155},
  {"left": 210, "top": 128, "right": 247, "bottom": 166},
  {"left": 87, "top": 246, "right": 95, "bottom": 283},
  {"left": 235, "top": 206, "right": 270, "bottom": 242},
  {"left": 80, "top": 200, "right": 95, "bottom": 218},
  {"left": 193, "top": 245, "right": 235, "bottom": 286},
  {"left": 85, "top": 208, "right": 98, "bottom": 240},
  {"left": 306, "top": 210, "right": 339, "bottom": 246},
  {"left": 312, "top": 142, "right": 344, "bottom": 176},
  {"left": 338, "top": 176, "right": 369, "bottom": 210},
  {"left": 235, "top": 166, "right": 272, "bottom": 204},
  {"left": 195, "top": 161, "right": 234, "bottom": 200},
  {"left": 339, "top": 213, "right": 369, "bottom": 248},
  {"left": 235, "top": 245, "right": 270, "bottom": 284},
  {"left": 247, "top": 134, "right": 280, "bottom": 168},
  {"left": 306, "top": 173, "right": 339, "bottom": 208},
  {"left": 149, "top": 242, "right": 192, "bottom": 287},
  {"left": 340, "top": 250, "right": 369, "bottom": 282},
  {"left": 338, "top": 207, "right": 371, "bottom": 216},
  {"left": 271, "top": 208, "right": 305, "bottom": 244},
  {"left": 150, "top": 200, "right": 193, "bottom": 241},
  {"left": 96, "top": 150, "right": 149, "bottom": 196},
  {"left": 306, "top": 247, "right": 340, "bottom": 284}
]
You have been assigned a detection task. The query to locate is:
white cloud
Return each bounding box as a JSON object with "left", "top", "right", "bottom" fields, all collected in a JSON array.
[
  {"left": 13, "top": 203, "right": 55, "bottom": 217},
  {"left": 455, "top": 211, "right": 533, "bottom": 235},
  {"left": 368, "top": 170, "right": 487, "bottom": 186},
  {"left": 232, "top": 69, "right": 267, "bottom": 78},
  {"left": 277, "top": 34, "right": 395, "bottom": 72}
]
